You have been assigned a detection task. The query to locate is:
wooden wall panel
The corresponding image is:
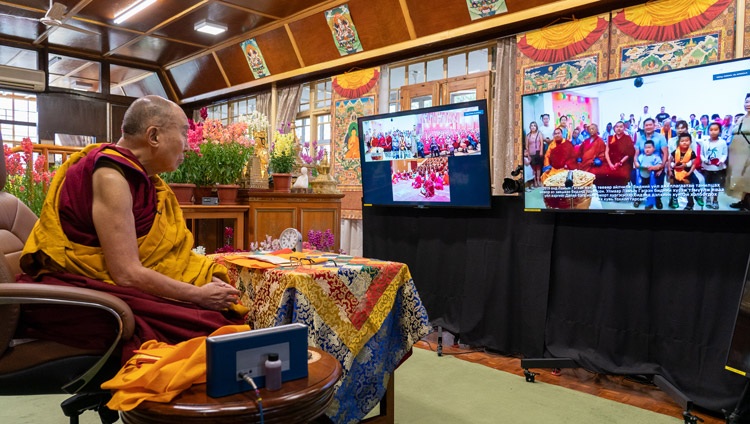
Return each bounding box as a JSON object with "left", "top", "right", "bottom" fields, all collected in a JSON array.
[
  {"left": 288, "top": 12, "right": 344, "bottom": 66},
  {"left": 169, "top": 55, "right": 227, "bottom": 99},
  {"left": 254, "top": 27, "right": 302, "bottom": 75},
  {"left": 216, "top": 45, "right": 255, "bottom": 86},
  {"left": 347, "top": 0, "right": 411, "bottom": 48}
]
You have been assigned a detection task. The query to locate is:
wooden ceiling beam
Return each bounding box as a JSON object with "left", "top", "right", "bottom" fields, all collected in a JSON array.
[
  {"left": 285, "top": 24, "right": 305, "bottom": 68},
  {"left": 398, "top": 0, "right": 416, "bottom": 40}
]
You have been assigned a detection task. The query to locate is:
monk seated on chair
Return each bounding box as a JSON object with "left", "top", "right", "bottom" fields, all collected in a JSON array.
[
  {"left": 541, "top": 128, "right": 577, "bottom": 184},
  {"left": 16, "top": 95, "right": 245, "bottom": 362}
]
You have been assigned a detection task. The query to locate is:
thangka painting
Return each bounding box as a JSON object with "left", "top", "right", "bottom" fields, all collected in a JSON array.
[
  {"left": 240, "top": 38, "right": 271, "bottom": 79},
  {"left": 333, "top": 97, "right": 375, "bottom": 185},
  {"left": 522, "top": 55, "right": 599, "bottom": 93},
  {"left": 609, "top": 0, "right": 734, "bottom": 79},
  {"left": 466, "top": 0, "right": 507, "bottom": 21},
  {"left": 620, "top": 33, "right": 720, "bottom": 77},
  {"left": 745, "top": 5, "right": 750, "bottom": 58},
  {"left": 325, "top": 4, "right": 363, "bottom": 56}
]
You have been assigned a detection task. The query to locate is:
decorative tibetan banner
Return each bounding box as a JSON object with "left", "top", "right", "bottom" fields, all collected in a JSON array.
[
  {"left": 609, "top": 0, "right": 735, "bottom": 79},
  {"left": 325, "top": 4, "right": 363, "bottom": 56},
  {"left": 331, "top": 68, "right": 379, "bottom": 220},
  {"left": 517, "top": 15, "right": 609, "bottom": 64},
  {"left": 745, "top": 3, "right": 750, "bottom": 58},
  {"left": 466, "top": 0, "right": 507, "bottom": 21},
  {"left": 240, "top": 38, "right": 270, "bottom": 79}
]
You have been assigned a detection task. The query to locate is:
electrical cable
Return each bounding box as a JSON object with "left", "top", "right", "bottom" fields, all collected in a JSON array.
[{"left": 239, "top": 372, "right": 264, "bottom": 424}]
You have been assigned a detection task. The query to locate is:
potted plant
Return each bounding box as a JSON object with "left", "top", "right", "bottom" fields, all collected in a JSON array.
[
  {"left": 3, "top": 138, "right": 55, "bottom": 216},
  {"left": 269, "top": 124, "right": 297, "bottom": 192}
]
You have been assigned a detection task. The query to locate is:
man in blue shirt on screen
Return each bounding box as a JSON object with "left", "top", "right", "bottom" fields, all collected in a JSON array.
[{"left": 634, "top": 118, "right": 668, "bottom": 208}]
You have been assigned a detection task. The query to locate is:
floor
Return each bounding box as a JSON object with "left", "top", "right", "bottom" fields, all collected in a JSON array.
[{"left": 415, "top": 332, "right": 725, "bottom": 424}]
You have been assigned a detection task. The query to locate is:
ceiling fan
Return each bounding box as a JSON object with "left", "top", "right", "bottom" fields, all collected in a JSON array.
[{"left": 38, "top": 1, "right": 98, "bottom": 36}]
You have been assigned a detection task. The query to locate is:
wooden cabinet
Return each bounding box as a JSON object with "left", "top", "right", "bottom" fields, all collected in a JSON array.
[
  {"left": 245, "top": 192, "right": 344, "bottom": 250},
  {"left": 181, "top": 205, "right": 249, "bottom": 252}
]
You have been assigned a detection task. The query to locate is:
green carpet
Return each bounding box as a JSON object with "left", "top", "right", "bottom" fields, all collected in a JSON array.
[
  {"left": 391, "top": 347, "right": 681, "bottom": 424},
  {"left": 0, "top": 348, "right": 682, "bottom": 423}
]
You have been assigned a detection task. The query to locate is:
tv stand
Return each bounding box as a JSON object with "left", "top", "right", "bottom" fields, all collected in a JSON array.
[
  {"left": 652, "top": 375, "right": 702, "bottom": 424},
  {"left": 520, "top": 357, "right": 577, "bottom": 382}
]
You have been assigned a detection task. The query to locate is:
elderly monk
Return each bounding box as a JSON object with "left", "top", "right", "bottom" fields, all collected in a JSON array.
[
  {"left": 576, "top": 123, "right": 607, "bottom": 179},
  {"left": 17, "top": 95, "right": 244, "bottom": 359},
  {"left": 541, "top": 128, "right": 577, "bottom": 184}
]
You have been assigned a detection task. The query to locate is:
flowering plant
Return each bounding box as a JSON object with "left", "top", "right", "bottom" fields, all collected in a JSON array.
[
  {"left": 299, "top": 139, "right": 326, "bottom": 166},
  {"left": 306, "top": 229, "right": 335, "bottom": 252},
  {"left": 250, "top": 235, "right": 282, "bottom": 252},
  {"left": 269, "top": 123, "right": 297, "bottom": 174},
  {"left": 240, "top": 110, "right": 270, "bottom": 135},
  {"left": 162, "top": 108, "right": 255, "bottom": 186},
  {"left": 3, "top": 138, "right": 55, "bottom": 216}
]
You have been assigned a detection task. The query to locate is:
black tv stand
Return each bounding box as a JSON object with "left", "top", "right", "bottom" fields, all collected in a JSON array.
[
  {"left": 520, "top": 357, "right": 577, "bottom": 382},
  {"left": 652, "top": 375, "right": 704, "bottom": 424}
]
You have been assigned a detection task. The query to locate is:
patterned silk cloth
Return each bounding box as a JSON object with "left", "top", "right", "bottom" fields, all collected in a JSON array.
[{"left": 211, "top": 252, "right": 431, "bottom": 424}]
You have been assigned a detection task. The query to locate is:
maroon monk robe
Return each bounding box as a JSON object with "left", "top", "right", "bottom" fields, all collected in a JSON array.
[{"left": 597, "top": 134, "right": 635, "bottom": 187}]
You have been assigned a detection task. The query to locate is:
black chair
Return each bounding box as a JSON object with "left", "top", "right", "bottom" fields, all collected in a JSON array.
[{"left": 0, "top": 154, "right": 135, "bottom": 423}]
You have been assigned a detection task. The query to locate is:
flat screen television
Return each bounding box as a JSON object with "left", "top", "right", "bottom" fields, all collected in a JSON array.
[
  {"left": 358, "top": 99, "right": 492, "bottom": 209},
  {"left": 521, "top": 57, "right": 750, "bottom": 213}
]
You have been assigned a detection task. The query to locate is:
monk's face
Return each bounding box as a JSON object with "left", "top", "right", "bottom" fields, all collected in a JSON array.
[
  {"left": 588, "top": 124, "right": 598, "bottom": 136},
  {"left": 553, "top": 128, "right": 563, "bottom": 141},
  {"left": 614, "top": 122, "right": 624, "bottom": 135},
  {"left": 155, "top": 104, "right": 189, "bottom": 173}
]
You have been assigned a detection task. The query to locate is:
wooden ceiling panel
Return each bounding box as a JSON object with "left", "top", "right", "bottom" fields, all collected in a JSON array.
[
  {"left": 0, "top": 5, "right": 44, "bottom": 41},
  {"left": 220, "top": 0, "right": 326, "bottom": 19},
  {"left": 505, "top": 0, "right": 558, "bottom": 13},
  {"left": 347, "top": 0, "right": 411, "bottom": 49},
  {"left": 110, "top": 36, "right": 202, "bottom": 65},
  {"left": 79, "top": 0, "right": 207, "bottom": 32},
  {"left": 253, "top": 27, "right": 300, "bottom": 75},
  {"left": 287, "top": 12, "right": 341, "bottom": 67},
  {"left": 169, "top": 54, "right": 226, "bottom": 99},
  {"left": 156, "top": 2, "right": 273, "bottom": 47},
  {"left": 215, "top": 45, "right": 253, "bottom": 86},
  {"left": 405, "top": 0, "right": 472, "bottom": 38}
]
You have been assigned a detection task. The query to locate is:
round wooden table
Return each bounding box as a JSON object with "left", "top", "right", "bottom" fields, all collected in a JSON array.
[{"left": 121, "top": 347, "right": 341, "bottom": 424}]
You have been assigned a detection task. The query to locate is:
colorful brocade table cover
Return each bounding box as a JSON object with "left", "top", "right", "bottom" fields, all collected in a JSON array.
[{"left": 211, "top": 251, "right": 431, "bottom": 424}]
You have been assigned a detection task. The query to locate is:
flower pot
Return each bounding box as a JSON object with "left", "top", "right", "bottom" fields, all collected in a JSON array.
[
  {"left": 216, "top": 184, "right": 240, "bottom": 204},
  {"left": 168, "top": 183, "right": 195, "bottom": 205},
  {"left": 194, "top": 186, "right": 215, "bottom": 204},
  {"left": 272, "top": 173, "right": 292, "bottom": 192}
]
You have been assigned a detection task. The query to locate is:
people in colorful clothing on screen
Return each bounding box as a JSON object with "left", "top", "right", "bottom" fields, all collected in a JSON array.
[
  {"left": 726, "top": 93, "right": 750, "bottom": 211},
  {"left": 669, "top": 133, "right": 700, "bottom": 210},
  {"left": 539, "top": 113, "right": 555, "bottom": 145},
  {"left": 655, "top": 106, "right": 670, "bottom": 126},
  {"left": 633, "top": 140, "right": 663, "bottom": 210},
  {"left": 558, "top": 115, "right": 571, "bottom": 140},
  {"left": 576, "top": 123, "right": 607, "bottom": 177},
  {"left": 525, "top": 121, "right": 543, "bottom": 188},
  {"left": 541, "top": 128, "right": 576, "bottom": 184},
  {"left": 700, "top": 122, "right": 728, "bottom": 210},
  {"left": 594, "top": 121, "right": 635, "bottom": 198},
  {"left": 637, "top": 105, "right": 652, "bottom": 130},
  {"left": 634, "top": 118, "right": 668, "bottom": 209}
]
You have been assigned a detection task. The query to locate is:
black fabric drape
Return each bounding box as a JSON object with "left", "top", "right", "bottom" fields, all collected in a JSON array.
[{"left": 362, "top": 197, "right": 750, "bottom": 412}]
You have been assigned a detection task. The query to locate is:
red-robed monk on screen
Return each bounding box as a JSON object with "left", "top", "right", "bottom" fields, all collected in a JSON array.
[
  {"left": 17, "top": 95, "right": 245, "bottom": 360},
  {"left": 576, "top": 123, "right": 607, "bottom": 180},
  {"left": 597, "top": 120, "right": 635, "bottom": 188},
  {"left": 541, "top": 127, "right": 577, "bottom": 184}
]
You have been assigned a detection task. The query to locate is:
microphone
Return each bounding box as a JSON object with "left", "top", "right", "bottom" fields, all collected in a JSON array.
[
  {"left": 565, "top": 170, "right": 574, "bottom": 188},
  {"left": 510, "top": 164, "right": 523, "bottom": 177}
]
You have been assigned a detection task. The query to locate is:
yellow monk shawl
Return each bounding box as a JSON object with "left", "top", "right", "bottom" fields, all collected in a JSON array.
[
  {"left": 673, "top": 147, "right": 693, "bottom": 182},
  {"left": 102, "top": 324, "right": 251, "bottom": 411},
  {"left": 20, "top": 143, "right": 230, "bottom": 293}
]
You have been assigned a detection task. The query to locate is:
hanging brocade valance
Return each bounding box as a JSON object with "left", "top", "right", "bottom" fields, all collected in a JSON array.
[
  {"left": 612, "top": 0, "right": 732, "bottom": 41},
  {"left": 332, "top": 68, "right": 380, "bottom": 99},
  {"left": 517, "top": 16, "right": 608, "bottom": 63}
]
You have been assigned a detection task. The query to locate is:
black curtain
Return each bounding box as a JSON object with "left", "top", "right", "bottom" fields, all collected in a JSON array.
[{"left": 363, "top": 197, "right": 750, "bottom": 412}]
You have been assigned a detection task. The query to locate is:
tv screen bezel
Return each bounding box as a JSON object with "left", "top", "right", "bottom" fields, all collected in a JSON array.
[
  {"left": 520, "top": 56, "right": 750, "bottom": 215},
  {"left": 357, "top": 99, "right": 492, "bottom": 209}
]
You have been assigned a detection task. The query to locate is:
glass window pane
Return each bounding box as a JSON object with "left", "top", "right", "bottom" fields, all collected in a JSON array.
[
  {"left": 449, "top": 90, "right": 476, "bottom": 104},
  {"left": 389, "top": 67, "right": 405, "bottom": 90},
  {"left": 468, "top": 49, "right": 489, "bottom": 74},
  {"left": 299, "top": 84, "right": 311, "bottom": 112},
  {"left": 408, "top": 63, "right": 424, "bottom": 85},
  {"left": 447, "top": 53, "right": 466, "bottom": 78},
  {"left": 426, "top": 59, "right": 443, "bottom": 82},
  {"left": 295, "top": 118, "right": 311, "bottom": 144},
  {"left": 388, "top": 103, "right": 398, "bottom": 113},
  {"left": 316, "top": 114, "right": 331, "bottom": 145},
  {"left": 410, "top": 96, "right": 432, "bottom": 110}
]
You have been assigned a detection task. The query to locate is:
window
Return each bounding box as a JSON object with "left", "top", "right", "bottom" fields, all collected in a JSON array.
[
  {"left": 0, "top": 92, "right": 37, "bottom": 146},
  {"left": 386, "top": 44, "right": 492, "bottom": 112},
  {"left": 295, "top": 78, "right": 332, "bottom": 155},
  {"left": 110, "top": 64, "right": 167, "bottom": 98},
  {"left": 206, "top": 102, "right": 229, "bottom": 124},
  {"left": 205, "top": 96, "right": 258, "bottom": 124}
]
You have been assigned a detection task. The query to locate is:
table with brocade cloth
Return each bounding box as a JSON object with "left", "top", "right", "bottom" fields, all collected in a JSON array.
[{"left": 211, "top": 251, "right": 431, "bottom": 424}]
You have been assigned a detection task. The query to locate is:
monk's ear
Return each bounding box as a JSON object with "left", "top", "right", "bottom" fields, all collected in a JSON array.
[{"left": 146, "top": 126, "right": 159, "bottom": 147}]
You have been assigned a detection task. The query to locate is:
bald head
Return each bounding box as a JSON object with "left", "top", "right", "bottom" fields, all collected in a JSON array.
[{"left": 121, "top": 95, "right": 182, "bottom": 138}]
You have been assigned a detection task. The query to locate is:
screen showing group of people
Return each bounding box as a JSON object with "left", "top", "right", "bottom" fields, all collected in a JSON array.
[
  {"left": 521, "top": 58, "right": 750, "bottom": 212},
  {"left": 361, "top": 106, "right": 482, "bottom": 203}
]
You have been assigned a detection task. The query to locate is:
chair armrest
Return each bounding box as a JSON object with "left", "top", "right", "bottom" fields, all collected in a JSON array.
[
  {"left": 0, "top": 283, "right": 136, "bottom": 393},
  {"left": 0, "top": 283, "right": 134, "bottom": 340}
]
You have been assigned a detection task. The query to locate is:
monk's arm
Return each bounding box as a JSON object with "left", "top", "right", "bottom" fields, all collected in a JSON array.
[{"left": 91, "top": 167, "right": 238, "bottom": 310}]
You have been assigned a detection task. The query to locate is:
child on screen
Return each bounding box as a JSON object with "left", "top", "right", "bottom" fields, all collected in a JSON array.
[
  {"left": 700, "top": 122, "right": 728, "bottom": 209},
  {"left": 670, "top": 133, "right": 700, "bottom": 210},
  {"left": 634, "top": 140, "right": 663, "bottom": 210}
]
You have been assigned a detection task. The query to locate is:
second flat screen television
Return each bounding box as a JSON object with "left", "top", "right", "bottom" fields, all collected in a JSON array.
[
  {"left": 521, "top": 57, "right": 750, "bottom": 213},
  {"left": 358, "top": 100, "right": 492, "bottom": 209}
]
